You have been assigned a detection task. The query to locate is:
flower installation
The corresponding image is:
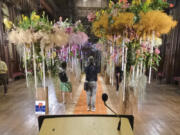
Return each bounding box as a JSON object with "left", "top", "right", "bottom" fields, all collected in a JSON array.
[
  {"left": 54, "top": 18, "right": 88, "bottom": 79},
  {"left": 3, "top": 0, "right": 177, "bottom": 111},
  {"left": 88, "top": 0, "right": 177, "bottom": 104},
  {"left": 4, "top": 12, "right": 88, "bottom": 91}
]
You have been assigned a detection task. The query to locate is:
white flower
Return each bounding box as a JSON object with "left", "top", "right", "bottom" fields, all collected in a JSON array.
[
  {"left": 154, "top": 37, "right": 162, "bottom": 47},
  {"left": 51, "top": 28, "right": 69, "bottom": 47},
  {"left": 8, "top": 30, "right": 20, "bottom": 45}
]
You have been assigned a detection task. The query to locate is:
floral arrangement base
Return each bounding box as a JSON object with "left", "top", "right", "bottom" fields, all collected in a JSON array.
[{"left": 36, "top": 87, "right": 49, "bottom": 114}]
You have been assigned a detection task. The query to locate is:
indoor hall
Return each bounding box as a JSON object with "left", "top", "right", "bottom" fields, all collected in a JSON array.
[{"left": 0, "top": 0, "right": 180, "bottom": 135}]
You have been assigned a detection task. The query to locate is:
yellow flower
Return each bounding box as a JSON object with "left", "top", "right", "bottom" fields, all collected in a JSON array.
[
  {"left": 145, "top": 0, "right": 152, "bottom": 6},
  {"left": 52, "top": 52, "right": 56, "bottom": 58},
  {"left": 132, "top": 0, "right": 141, "bottom": 5},
  {"left": 23, "top": 16, "right": 28, "bottom": 21},
  {"left": 135, "top": 10, "right": 177, "bottom": 36},
  {"left": 92, "top": 13, "right": 109, "bottom": 37},
  {"left": 96, "top": 12, "right": 100, "bottom": 17},
  {"left": 32, "top": 15, "right": 40, "bottom": 21},
  {"left": 3, "top": 18, "right": 13, "bottom": 29},
  {"left": 31, "top": 12, "right": 40, "bottom": 21},
  {"left": 19, "top": 20, "right": 22, "bottom": 25},
  {"left": 102, "top": 10, "right": 105, "bottom": 14},
  {"left": 109, "top": 0, "right": 114, "bottom": 8},
  {"left": 35, "top": 15, "right": 40, "bottom": 20},
  {"left": 112, "top": 12, "right": 135, "bottom": 34}
]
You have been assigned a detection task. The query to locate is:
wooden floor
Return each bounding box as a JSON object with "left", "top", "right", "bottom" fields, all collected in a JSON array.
[
  {"left": 0, "top": 80, "right": 38, "bottom": 135},
  {"left": 0, "top": 76, "right": 180, "bottom": 135},
  {"left": 105, "top": 80, "right": 180, "bottom": 135},
  {"left": 74, "top": 79, "right": 107, "bottom": 114},
  {"left": 134, "top": 83, "right": 180, "bottom": 135}
]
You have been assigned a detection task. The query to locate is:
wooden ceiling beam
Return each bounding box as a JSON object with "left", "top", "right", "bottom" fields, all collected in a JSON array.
[{"left": 40, "top": 0, "right": 53, "bottom": 15}]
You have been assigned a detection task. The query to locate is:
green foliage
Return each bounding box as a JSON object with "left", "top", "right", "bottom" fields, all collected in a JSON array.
[
  {"left": 126, "top": 40, "right": 140, "bottom": 72},
  {"left": 74, "top": 20, "right": 86, "bottom": 33},
  {"left": 18, "top": 11, "right": 53, "bottom": 31},
  {"left": 150, "top": 0, "right": 169, "bottom": 10},
  {"left": 129, "top": 0, "right": 169, "bottom": 14},
  {"left": 126, "top": 40, "right": 161, "bottom": 73},
  {"left": 46, "top": 56, "right": 61, "bottom": 78},
  {"left": 128, "top": 0, "right": 169, "bottom": 24},
  {"left": 144, "top": 50, "right": 161, "bottom": 71}
]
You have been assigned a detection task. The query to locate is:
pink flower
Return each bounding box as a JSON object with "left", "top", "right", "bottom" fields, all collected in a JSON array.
[
  {"left": 141, "top": 42, "right": 146, "bottom": 48},
  {"left": 122, "top": 2, "right": 129, "bottom": 9},
  {"left": 169, "top": 3, "right": 174, "bottom": 8},
  {"left": 154, "top": 48, "right": 160, "bottom": 55},
  {"left": 114, "top": 35, "right": 121, "bottom": 40},
  {"left": 65, "top": 27, "right": 73, "bottom": 34},
  {"left": 87, "top": 12, "right": 96, "bottom": 22},
  {"left": 95, "top": 43, "right": 102, "bottom": 50},
  {"left": 124, "top": 38, "right": 130, "bottom": 43},
  {"left": 77, "top": 32, "right": 89, "bottom": 45},
  {"left": 119, "top": 0, "right": 128, "bottom": 3}
]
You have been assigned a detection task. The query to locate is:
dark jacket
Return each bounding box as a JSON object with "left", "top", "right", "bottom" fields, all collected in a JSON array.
[
  {"left": 59, "top": 71, "right": 68, "bottom": 82},
  {"left": 85, "top": 64, "right": 98, "bottom": 82},
  {"left": 115, "top": 66, "right": 123, "bottom": 82},
  {"left": 115, "top": 66, "right": 123, "bottom": 75}
]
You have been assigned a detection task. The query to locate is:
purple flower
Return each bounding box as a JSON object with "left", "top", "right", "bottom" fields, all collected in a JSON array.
[{"left": 147, "top": 47, "right": 151, "bottom": 52}]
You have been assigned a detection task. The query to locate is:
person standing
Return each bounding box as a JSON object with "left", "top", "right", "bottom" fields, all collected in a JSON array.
[
  {"left": 115, "top": 65, "right": 123, "bottom": 92},
  {"left": 59, "top": 61, "right": 72, "bottom": 104},
  {"left": 0, "top": 57, "right": 8, "bottom": 95},
  {"left": 85, "top": 56, "right": 98, "bottom": 111}
]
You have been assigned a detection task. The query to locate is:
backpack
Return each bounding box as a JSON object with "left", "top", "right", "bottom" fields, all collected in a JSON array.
[{"left": 59, "top": 71, "right": 68, "bottom": 82}]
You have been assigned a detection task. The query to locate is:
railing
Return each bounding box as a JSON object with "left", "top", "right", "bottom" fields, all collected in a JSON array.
[{"left": 75, "top": 6, "right": 106, "bottom": 17}]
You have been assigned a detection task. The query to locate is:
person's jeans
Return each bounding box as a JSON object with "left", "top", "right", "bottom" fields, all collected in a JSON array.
[
  {"left": 116, "top": 74, "right": 123, "bottom": 91},
  {"left": 86, "top": 81, "right": 97, "bottom": 109},
  {"left": 116, "top": 75, "right": 119, "bottom": 91},
  {"left": 0, "top": 74, "right": 8, "bottom": 94}
]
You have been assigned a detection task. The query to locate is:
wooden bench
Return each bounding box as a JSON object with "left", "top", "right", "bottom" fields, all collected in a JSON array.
[
  {"left": 174, "top": 76, "right": 180, "bottom": 87},
  {"left": 157, "top": 72, "right": 164, "bottom": 83},
  {"left": 12, "top": 72, "right": 25, "bottom": 80}
]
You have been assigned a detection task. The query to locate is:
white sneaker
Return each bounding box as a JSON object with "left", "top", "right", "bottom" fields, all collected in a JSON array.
[
  {"left": 87, "top": 107, "right": 91, "bottom": 111},
  {"left": 91, "top": 108, "right": 96, "bottom": 112}
]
